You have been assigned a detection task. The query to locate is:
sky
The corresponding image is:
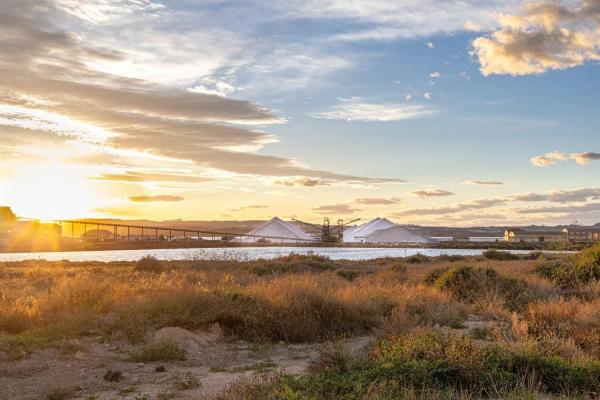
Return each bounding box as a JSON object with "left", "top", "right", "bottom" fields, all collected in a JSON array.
[{"left": 0, "top": 0, "right": 599, "bottom": 226}]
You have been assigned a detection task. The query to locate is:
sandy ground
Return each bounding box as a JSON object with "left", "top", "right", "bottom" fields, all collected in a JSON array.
[{"left": 0, "top": 327, "right": 374, "bottom": 400}]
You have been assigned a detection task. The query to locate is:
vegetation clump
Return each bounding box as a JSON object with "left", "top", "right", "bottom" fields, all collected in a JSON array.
[
  {"left": 131, "top": 339, "right": 186, "bottom": 363},
  {"left": 428, "top": 265, "right": 532, "bottom": 310},
  {"left": 404, "top": 253, "right": 429, "bottom": 264},
  {"left": 134, "top": 256, "right": 165, "bottom": 274},
  {"left": 535, "top": 243, "right": 600, "bottom": 288},
  {"left": 247, "top": 254, "right": 336, "bottom": 276},
  {"left": 482, "top": 249, "right": 520, "bottom": 261},
  {"left": 213, "top": 332, "right": 600, "bottom": 399}
]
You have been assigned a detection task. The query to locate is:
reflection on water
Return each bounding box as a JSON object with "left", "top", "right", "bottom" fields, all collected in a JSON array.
[{"left": 0, "top": 246, "right": 538, "bottom": 262}]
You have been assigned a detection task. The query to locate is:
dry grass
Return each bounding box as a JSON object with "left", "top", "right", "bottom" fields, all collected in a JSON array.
[{"left": 3, "top": 247, "right": 600, "bottom": 398}]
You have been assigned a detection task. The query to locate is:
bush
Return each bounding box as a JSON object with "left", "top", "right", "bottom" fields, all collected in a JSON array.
[
  {"left": 335, "top": 269, "right": 362, "bottom": 281},
  {"left": 248, "top": 254, "right": 336, "bottom": 276},
  {"left": 172, "top": 372, "right": 200, "bottom": 390},
  {"left": 131, "top": 339, "right": 186, "bottom": 363},
  {"left": 430, "top": 265, "right": 532, "bottom": 311},
  {"left": 404, "top": 253, "right": 429, "bottom": 264},
  {"left": 482, "top": 249, "right": 520, "bottom": 261},
  {"left": 134, "top": 256, "right": 165, "bottom": 274},
  {"left": 216, "top": 332, "right": 600, "bottom": 398},
  {"left": 436, "top": 254, "right": 466, "bottom": 263}
]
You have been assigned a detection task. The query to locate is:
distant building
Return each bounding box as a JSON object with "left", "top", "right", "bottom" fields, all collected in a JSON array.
[
  {"left": 81, "top": 229, "right": 115, "bottom": 242},
  {"left": 504, "top": 228, "right": 565, "bottom": 243},
  {"left": 562, "top": 227, "right": 600, "bottom": 243}
]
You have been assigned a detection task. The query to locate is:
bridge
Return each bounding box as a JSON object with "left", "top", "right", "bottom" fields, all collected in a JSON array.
[{"left": 50, "top": 219, "right": 318, "bottom": 244}]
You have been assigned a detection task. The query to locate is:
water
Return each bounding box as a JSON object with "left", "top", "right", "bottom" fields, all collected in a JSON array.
[{"left": 0, "top": 246, "right": 539, "bottom": 262}]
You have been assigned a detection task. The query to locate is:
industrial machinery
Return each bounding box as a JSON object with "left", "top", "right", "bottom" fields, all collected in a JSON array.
[{"left": 292, "top": 217, "right": 360, "bottom": 242}]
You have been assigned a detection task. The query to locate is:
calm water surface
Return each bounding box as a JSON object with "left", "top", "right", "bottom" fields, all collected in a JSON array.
[{"left": 0, "top": 247, "right": 539, "bottom": 262}]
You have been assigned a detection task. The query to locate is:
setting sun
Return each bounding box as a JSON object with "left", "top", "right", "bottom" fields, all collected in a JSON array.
[{"left": 3, "top": 162, "right": 94, "bottom": 221}]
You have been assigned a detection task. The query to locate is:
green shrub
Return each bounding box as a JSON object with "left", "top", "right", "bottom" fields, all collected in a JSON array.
[
  {"left": 134, "top": 256, "right": 165, "bottom": 274},
  {"left": 431, "top": 265, "right": 531, "bottom": 311},
  {"left": 216, "top": 332, "right": 600, "bottom": 398},
  {"left": 335, "top": 269, "right": 362, "bottom": 281},
  {"left": 248, "top": 254, "right": 336, "bottom": 276},
  {"left": 436, "top": 254, "right": 466, "bottom": 262},
  {"left": 131, "top": 339, "right": 186, "bottom": 363},
  {"left": 404, "top": 253, "right": 429, "bottom": 264},
  {"left": 482, "top": 249, "right": 520, "bottom": 261},
  {"left": 575, "top": 243, "right": 600, "bottom": 283}
]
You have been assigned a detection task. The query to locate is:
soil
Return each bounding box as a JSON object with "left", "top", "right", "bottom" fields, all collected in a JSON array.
[{"left": 0, "top": 327, "right": 374, "bottom": 400}]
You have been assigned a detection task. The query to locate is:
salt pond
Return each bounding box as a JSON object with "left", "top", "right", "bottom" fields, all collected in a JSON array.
[{"left": 0, "top": 246, "right": 539, "bottom": 262}]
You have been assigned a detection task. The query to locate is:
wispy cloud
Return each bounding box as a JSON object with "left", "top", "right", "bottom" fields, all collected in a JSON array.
[
  {"left": 392, "top": 198, "right": 504, "bottom": 217},
  {"left": 312, "top": 203, "right": 360, "bottom": 214},
  {"left": 310, "top": 97, "right": 434, "bottom": 122},
  {"left": 411, "top": 189, "right": 454, "bottom": 198},
  {"left": 464, "top": 179, "right": 504, "bottom": 186},
  {"left": 129, "top": 195, "right": 184, "bottom": 202},
  {"left": 530, "top": 151, "right": 600, "bottom": 167},
  {"left": 355, "top": 197, "right": 401, "bottom": 205},
  {"left": 507, "top": 187, "right": 600, "bottom": 203}
]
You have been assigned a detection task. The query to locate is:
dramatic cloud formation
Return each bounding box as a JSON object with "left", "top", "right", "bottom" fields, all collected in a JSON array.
[
  {"left": 411, "top": 189, "right": 455, "bottom": 197},
  {"left": 464, "top": 180, "right": 505, "bottom": 186},
  {"left": 312, "top": 203, "right": 361, "bottom": 214},
  {"left": 355, "top": 197, "right": 401, "bottom": 205},
  {"left": 310, "top": 97, "right": 433, "bottom": 122},
  {"left": 129, "top": 195, "right": 184, "bottom": 203},
  {"left": 473, "top": 0, "right": 600, "bottom": 76},
  {"left": 0, "top": 0, "right": 412, "bottom": 189},
  {"left": 530, "top": 150, "right": 600, "bottom": 166}
]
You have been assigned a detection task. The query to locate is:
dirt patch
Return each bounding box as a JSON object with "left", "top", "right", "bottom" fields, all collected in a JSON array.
[{"left": 0, "top": 327, "right": 374, "bottom": 400}]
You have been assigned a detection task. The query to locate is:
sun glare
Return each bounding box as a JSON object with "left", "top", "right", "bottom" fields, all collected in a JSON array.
[{"left": 5, "top": 162, "right": 94, "bottom": 221}]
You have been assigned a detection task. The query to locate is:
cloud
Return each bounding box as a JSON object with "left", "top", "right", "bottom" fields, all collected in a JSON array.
[
  {"left": 276, "top": 1, "right": 512, "bottom": 42},
  {"left": 530, "top": 150, "right": 600, "bottom": 167},
  {"left": 0, "top": 0, "right": 411, "bottom": 188},
  {"left": 93, "top": 171, "right": 214, "bottom": 184},
  {"left": 312, "top": 203, "right": 361, "bottom": 214},
  {"left": 275, "top": 177, "right": 331, "bottom": 187},
  {"left": 429, "top": 72, "right": 441, "bottom": 78},
  {"left": 411, "top": 189, "right": 454, "bottom": 197},
  {"left": 464, "top": 179, "right": 505, "bottom": 186},
  {"left": 240, "top": 204, "right": 269, "bottom": 210},
  {"left": 423, "top": 92, "right": 432, "bottom": 100},
  {"left": 392, "top": 198, "right": 505, "bottom": 217},
  {"left": 427, "top": 42, "right": 436, "bottom": 49},
  {"left": 507, "top": 187, "right": 600, "bottom": 203},
  {"left": 355, "top": 197, "right": 401, "bottom": 205},
  {"left": 129, "top": 195, "right": 184, "bottom": 202},
  {"left": 311, "top": 97, "right": 433, "bottom": 122},
  {"left": 516, "top": 202, "right": 600, "bottom": 215},
  {"left": 530, "top": 151, "right": 568, "bottom": 167},
  {"left": 571, "top": 152, "right": 600, "bottom": 165},
  {"left": 472, "top": 0, "right": 600, "bottom": 76}
]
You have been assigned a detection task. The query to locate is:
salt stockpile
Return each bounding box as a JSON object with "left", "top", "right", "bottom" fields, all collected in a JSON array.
[
  {"left": 361, "top": 225, "right": 434, "bottom": 244},
  {"left": 345, "top": 217, "right": 396, "bottom": 243},
  {"left": 240, "top": 217, "right": 313, "bottom": 243}
]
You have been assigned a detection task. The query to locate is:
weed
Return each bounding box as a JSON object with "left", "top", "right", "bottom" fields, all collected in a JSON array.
[
  {"left": 131, "top": 339, "right": 186, "bottom": 363},
  {"left": 172, "top": 371, "right": 201, "bottom": 390},
  {"left": 482, "top": 249, "right": 520, "bottom": 261},
  {"left": 103, "top": 368, "right": 122, "bottom": 382},
  {"left": 133, "top": 256, "right": 165, "bottom": 274}
]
